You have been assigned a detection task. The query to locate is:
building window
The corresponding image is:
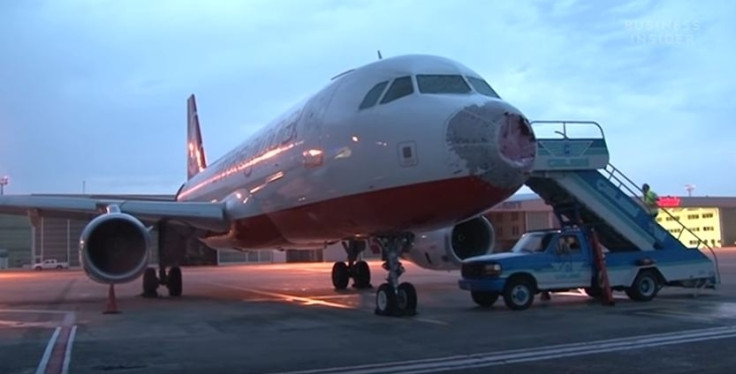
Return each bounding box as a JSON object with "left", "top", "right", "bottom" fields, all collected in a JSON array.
[
  {"left": 511, "top": 212, "right": 519, "bottom": 221},
  {"left": 496, "top": 226, "right": 504, "bottom": 237},
  {"left": 511, "top": 226, "right": 519, "bottom": 236},
  {"left": 703, "top": 226, "right": 714, "bottom": 231},
  {"left": 687, "top": 214, "right": 700, "bottom": 219},
  {"left": 689, "top": 240, "right": 698, "bottom": 245},
  {"left": 702, "top": 213, "right": 714, "bottom": 218}
]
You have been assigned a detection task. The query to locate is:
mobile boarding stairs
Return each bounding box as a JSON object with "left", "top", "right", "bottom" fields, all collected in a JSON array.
[{"left": 525, "top": 120, "right": 720, "bottom": 291}]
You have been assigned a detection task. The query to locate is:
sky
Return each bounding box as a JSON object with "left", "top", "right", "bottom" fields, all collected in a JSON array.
[{"left": 0, "top": 0, "right": 734, "bottom": 197}]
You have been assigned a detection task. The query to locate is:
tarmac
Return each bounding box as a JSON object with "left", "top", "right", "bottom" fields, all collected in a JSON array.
[{"left": 1, "top": 249, "right": 736, "bottom": 374}]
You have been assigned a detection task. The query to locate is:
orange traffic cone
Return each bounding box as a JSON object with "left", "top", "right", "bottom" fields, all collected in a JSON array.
[{"left": 103, "top": 283, "right": 121, "bottom": 314}]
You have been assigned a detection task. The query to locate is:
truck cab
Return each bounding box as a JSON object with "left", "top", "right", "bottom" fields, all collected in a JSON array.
[
  {"left": 459, "top": 225, "right": 717, "bottom": 311},
  {"left": 459, "top": 228, "right": 597, "bottom": 310}
]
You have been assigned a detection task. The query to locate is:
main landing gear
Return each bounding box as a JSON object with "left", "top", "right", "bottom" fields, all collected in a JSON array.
[
  {"left": 332, "top": 240, "right": 372, "bottom": 290},
  {"left": 142, "top": 266, "right": 183, "bottom": 298},
  {"left": 374, "top": 234, "right": 417, "bottom": 317},
  {"left": 142, "top": 220, "right": 183, "bottom": 298}
]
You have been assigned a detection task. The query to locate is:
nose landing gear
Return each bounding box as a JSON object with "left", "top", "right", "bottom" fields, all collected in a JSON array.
[{"left": 373, "top": 234, "right": 417, "bottom": 317}]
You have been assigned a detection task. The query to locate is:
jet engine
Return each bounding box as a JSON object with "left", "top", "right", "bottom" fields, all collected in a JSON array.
[
  {"left": 79, "top": 212, "right": 152, "bottom": 284},
  {"left": 403, "top": 216, "right": 496, "bottom": 271}
]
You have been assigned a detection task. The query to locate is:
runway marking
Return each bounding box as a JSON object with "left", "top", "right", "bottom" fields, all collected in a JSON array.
[
  {"left": 554, "top": 289, "right": 628, "bottom": 299},
  {"left": 207, "top": 282, "right": 355, "bottom": 309},
  {"left": 0, "top": 309, "right": 77, "bottom": 374},
  {"left": 0, "top": 309, "right": 75, "bottom": 315},
  {"left": 61, "top": 325, "right": 78, "bottom": 374},
  {"left": 413, "top": 318, "right": 449, "bottom": 326},
  {"left": 269, "top": 325, "right": 736, "bottom": 374},
  {"left": 634, "top": 311, "right": 714, "bottom": 323},
  {"left": 0, "top": 320, "right": 57, "bottom": 328},
  {"left": 35, "top": 327, "right": 61, "bottom": 374}
]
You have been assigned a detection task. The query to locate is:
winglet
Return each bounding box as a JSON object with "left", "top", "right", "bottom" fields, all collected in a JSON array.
[{"left": 187, "top": 94, "right": 207, "bottom": 180}]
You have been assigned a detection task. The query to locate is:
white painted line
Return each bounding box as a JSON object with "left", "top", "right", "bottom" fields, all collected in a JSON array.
[
  {"left": 0, "top": 309, "right": 73, "bottom": 315},
  {"left": 636, "top": 310, "right": 715, "bottom": 323},
  {"left": 61, "top": 325, "right": 78, "bottom": 374},
  {"left": 35, "top": 326, "right": 61, "bottom": 374},
  {"left": 269, "top": 325, "right": 736, "bottom": 374},
  {"left": 413, "top": 318, "right": 449, "bottom": 326}
]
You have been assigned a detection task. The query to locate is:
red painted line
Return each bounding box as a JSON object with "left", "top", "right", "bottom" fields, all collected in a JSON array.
[
  {"left": 45, "top": 313, "right": 77, "bottom": 374},
  {"left": 44, "top": 325, "right": 71, "bottom": 374}
]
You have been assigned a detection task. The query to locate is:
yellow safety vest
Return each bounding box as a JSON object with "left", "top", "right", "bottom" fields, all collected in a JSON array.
[{"left": 644, "top": 190, "right": 659, "bottom": 215}]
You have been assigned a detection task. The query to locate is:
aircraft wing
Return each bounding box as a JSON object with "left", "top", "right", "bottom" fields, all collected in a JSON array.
[{"left": 0, "top": 195, "right": 227, "bottom": 230}]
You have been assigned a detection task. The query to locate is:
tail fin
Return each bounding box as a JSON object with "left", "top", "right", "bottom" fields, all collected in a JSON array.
[{"left": 187, "top": 94, "right": 207, "bottom": 180}]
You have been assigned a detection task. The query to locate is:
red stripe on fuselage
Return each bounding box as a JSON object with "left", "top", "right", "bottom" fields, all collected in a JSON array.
[{"left": 220, "top": 176, "right": 517, "bottom": 249}]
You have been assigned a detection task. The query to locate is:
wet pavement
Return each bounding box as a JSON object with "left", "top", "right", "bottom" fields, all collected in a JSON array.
[{"left": 1, "top": 250, "right": 736, "bottom": 373}]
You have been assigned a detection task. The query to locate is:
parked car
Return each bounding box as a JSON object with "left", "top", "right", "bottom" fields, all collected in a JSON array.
[{"left": 33, "top": 259, "right": 69, "bottom": 270}]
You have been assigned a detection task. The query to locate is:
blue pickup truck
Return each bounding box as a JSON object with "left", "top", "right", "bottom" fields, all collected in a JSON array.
[{"left": 458, "top": 227, "right": 718, "bottom": 311}]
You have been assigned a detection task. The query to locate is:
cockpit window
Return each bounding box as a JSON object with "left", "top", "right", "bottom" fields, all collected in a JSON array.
[
  {"left": 416, "top": 74, "right": 471, "bottom": 94},
  {"left": 359, "top": 81, "right": 389, "bottom": 110},
  {"left": 466, "top": 76, "right": 501, "bottom": 98},
  {"left": 380, "top": 76, "right": 414, "bottom": 104}
]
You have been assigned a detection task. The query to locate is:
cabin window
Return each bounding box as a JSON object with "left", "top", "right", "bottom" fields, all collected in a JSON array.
[
  {"left": 416, "top": 74, "right": 471, "bottom": 94},
  {"left": 380, "top": 76, "right": 414, "bottom": 104},
  {"left": 358, "top": 81, "right": 389, "bottom": 110},
  {"left": 467, "top": 76, "right": 501, "bottom": 98}
]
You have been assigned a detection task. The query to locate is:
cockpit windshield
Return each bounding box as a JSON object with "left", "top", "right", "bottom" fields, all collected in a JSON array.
[
  {"left": 510, "top": 232, "right": 556, "bottom": 253},
  {"left": 416, "top": 74, "right": 471, "bottom": 94},
  {"left": 466, "top": 76, "right": 501, "bottom": 98}
]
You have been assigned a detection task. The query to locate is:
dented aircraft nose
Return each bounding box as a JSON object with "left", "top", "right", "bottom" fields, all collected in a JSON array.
[{"left": 445, "top": 101, "right": 537, "bottom": 190}]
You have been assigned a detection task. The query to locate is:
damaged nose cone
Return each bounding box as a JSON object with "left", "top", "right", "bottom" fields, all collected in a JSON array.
[
  {"left": 445, "top": 101, "right": 537, "bottom": 190},
  {"left": 498, "top": 112, "right": 536, "bottom": 173}
]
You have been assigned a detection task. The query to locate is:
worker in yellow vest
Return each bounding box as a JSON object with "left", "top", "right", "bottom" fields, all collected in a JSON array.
[{"left": 642, "top": 183, "right": 660, "bottom": 218}]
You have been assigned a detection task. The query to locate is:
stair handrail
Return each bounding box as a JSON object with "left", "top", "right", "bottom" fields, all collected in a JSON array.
[
  {"left": 603, "top": 163, "right": 720, "bottom": 284},
  {"left": 529, "top": 120, "right": 606, "bottom": 140}
]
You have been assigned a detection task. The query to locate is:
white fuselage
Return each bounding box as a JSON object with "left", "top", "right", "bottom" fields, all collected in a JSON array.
[{"left": 176, "top": 55, "right": 537, "bottom": 250}]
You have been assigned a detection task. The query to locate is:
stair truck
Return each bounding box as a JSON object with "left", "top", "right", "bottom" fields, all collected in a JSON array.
[{"left": 458, "top": 121, "right": 720, "bottom": 310}]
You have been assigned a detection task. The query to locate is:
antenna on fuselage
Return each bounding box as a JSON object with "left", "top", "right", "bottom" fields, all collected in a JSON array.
[{"left": 377, "top": 50, "right": 383, "bottom": 60}]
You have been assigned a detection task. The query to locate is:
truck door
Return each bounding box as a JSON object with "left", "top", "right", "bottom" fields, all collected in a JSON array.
[{"left": 551, "top": 234, "right": 592, "bottom": 288}]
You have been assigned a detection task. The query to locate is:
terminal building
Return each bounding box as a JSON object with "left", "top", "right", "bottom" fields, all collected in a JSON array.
[{"left": 1, "top": 194, "right": 734, "bottom": 269}]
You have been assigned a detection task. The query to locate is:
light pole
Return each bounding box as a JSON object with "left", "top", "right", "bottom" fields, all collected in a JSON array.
[
  {"left": 685, "top": 184, "right": 696, "bottom": 197},
  {"left": 0, "top": 176, "right": 8, "bottom": 195}
]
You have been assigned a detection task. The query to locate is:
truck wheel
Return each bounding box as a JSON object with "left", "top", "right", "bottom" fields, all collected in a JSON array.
[
  {"left": 626, "top": 270, "right": 660, "bottom": 302},
  {"left": 503, "top": 277, "right": 535, "bottom": 311},
  {"left": 471, "top": 291, "right": 499, "bottom": 307}
]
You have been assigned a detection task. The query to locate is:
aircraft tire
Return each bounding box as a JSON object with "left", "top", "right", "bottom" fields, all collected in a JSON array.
[
  {"left": 374, "top": 283, "right": 397, "bottom": 316},
  {"left": 332, "top": 262, "right": 350, "bottom": 290},
  {"left": 167, "top": 267, "right": 183, "bottom": 297},
  {"left": 142, "top": 268, "right": 159, "bottom": 297},
  {"left": 396, "top": 282, "right": 417, "bottom": 316},
  {"left": 352, "top": 260, "right": 371, "bottom": 289}
]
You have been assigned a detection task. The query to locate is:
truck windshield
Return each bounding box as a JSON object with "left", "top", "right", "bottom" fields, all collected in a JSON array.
[{"left": 510, "top": 232, "right": 556, "bottom": 253}]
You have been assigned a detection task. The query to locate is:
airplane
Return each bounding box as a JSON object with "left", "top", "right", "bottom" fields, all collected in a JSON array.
[{"left": 0, "top": 54, "right": 537, "bottom": 317}]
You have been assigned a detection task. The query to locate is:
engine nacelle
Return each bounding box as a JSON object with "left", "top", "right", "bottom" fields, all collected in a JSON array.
[
  {"left": 79, "top": 212, "right": 152, "bottom": 284},
  {"left": 404, "top": 216, "right": 495, "bottom": 271}
]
